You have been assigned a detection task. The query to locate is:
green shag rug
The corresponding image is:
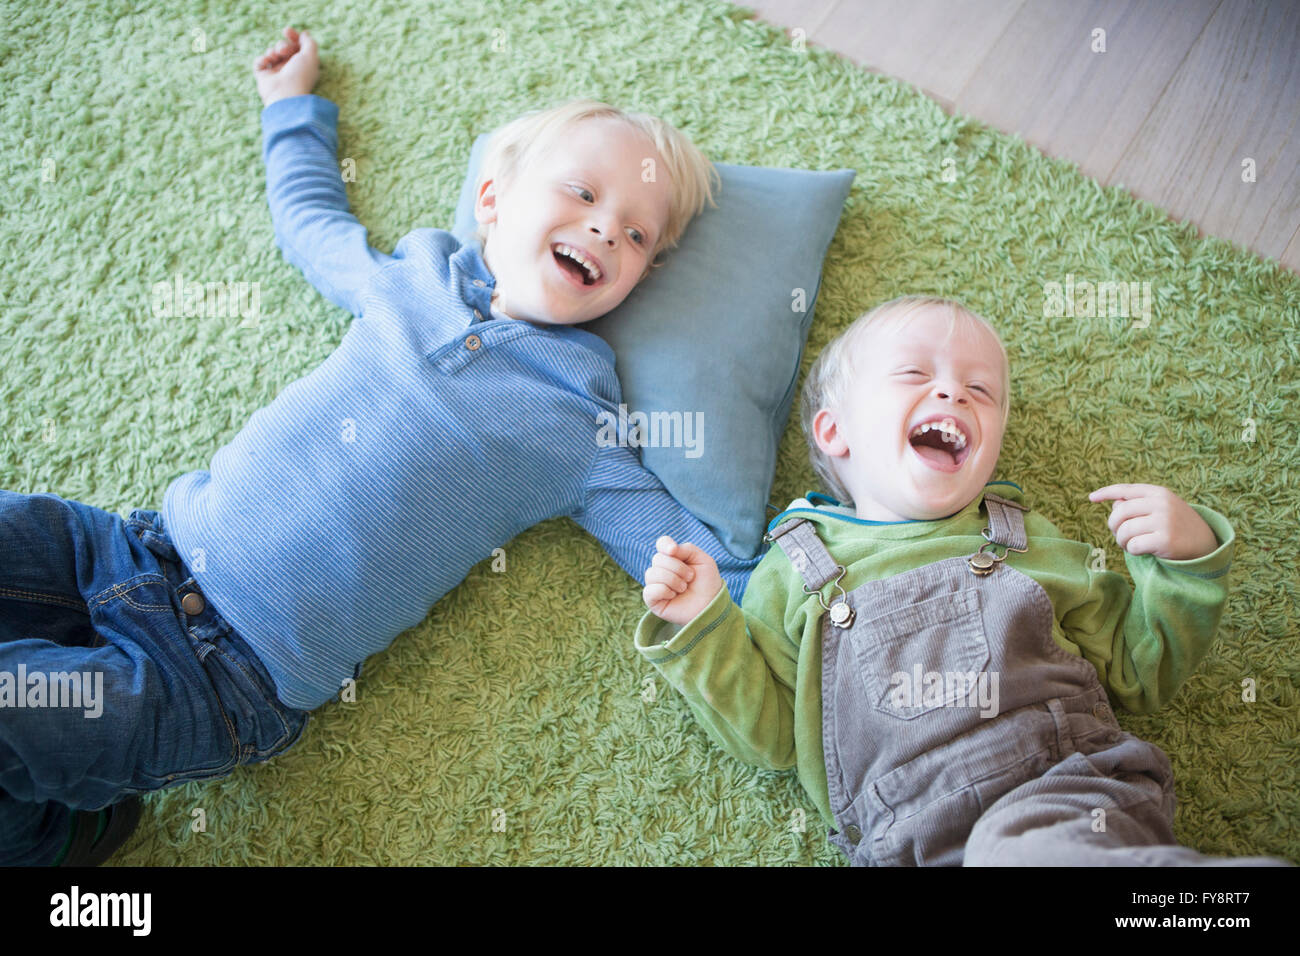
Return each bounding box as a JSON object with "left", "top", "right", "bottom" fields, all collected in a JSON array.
[{"left": 2, "top": 0, "right": 1297, "bottom": 866}]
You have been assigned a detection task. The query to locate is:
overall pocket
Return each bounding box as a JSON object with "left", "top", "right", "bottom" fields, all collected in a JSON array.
[
  {"left": 848, "top": 586, "right": 991, "bottom": 720},
  {"left": 865, "top": 705, "right": 1062, "bottom": 865}
]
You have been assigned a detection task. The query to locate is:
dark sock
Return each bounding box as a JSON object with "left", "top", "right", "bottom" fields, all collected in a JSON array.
[
  {"left": 50, "top": 813, "right": 80, "bottom": 866},
  {"left": 49, "top": 810, "right": 108, "bottom": 866}
]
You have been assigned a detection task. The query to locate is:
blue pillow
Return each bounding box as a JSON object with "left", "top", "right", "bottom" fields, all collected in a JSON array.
[{"left": 453, "top": 134, "right": 854, "bottom": 556}]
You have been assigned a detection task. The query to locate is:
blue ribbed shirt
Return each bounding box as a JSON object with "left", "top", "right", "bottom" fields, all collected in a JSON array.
[{"left": 161, "top": 95, "right": 762, "bottom": 711}]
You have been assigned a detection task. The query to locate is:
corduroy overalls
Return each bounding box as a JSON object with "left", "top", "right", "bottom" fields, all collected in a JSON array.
[{"left": 767, "top": 493, "right": 1281, "bottom": 866}]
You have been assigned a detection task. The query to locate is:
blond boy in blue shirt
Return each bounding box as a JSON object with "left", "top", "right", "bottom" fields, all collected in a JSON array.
[{"left": 0, "top": 26, "right": 758, "bottom": 866}]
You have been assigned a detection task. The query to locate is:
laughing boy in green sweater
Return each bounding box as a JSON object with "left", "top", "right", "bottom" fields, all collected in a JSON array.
[{"left": 634, "top": 295, "right": 1288, "bottom": 866}]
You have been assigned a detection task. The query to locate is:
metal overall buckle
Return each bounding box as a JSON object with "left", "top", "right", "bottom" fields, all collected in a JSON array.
[
  {"left": 805, "top": 565, "right": 855, "bottom": 628},
  {"left": 967, "top": 529, "right": 1029, "bottom": 576}
]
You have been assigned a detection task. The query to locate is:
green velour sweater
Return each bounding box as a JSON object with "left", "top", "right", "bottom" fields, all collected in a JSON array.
[{"left": 633, "top": 480, "right": 1235, "bottom": 828}]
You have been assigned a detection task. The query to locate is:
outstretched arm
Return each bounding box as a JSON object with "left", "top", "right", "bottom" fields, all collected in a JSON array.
[
  {"left": 574, "top": 441, "right": 765, "bottom": 603},
  {"left": 635, "top": 536, "right": 799, "bottom": 771},
  {"left": 254, "top": 27, "right": 394, "bottom": 316}
]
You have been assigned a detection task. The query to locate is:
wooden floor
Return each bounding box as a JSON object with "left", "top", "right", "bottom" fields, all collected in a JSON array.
[{"left": 732, "top": 0, "right": 1299, "bottom": 273}]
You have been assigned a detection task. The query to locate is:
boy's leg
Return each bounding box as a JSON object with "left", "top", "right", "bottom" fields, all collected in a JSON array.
[
  {"left": 0, "top": 490, "right": 308, "bottom": 865},
  {"left": 964, "top": 734, "right": 1291, "bottom": 866}
]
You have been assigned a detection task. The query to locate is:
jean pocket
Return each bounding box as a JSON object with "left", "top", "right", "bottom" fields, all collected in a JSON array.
[
  {"left": 124, "top": 645, "right": 241, "bottom": 791},
  {"left": 197, "top": 639, "right": 305, "bottom": 762},
  {"left": 849, "top": 587, "right": 990, "bottom": 719},
  {"left": 132, "top": 740, "right": 239, "bottom": 791}
]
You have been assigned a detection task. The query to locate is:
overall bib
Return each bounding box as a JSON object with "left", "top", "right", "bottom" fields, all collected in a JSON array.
[{"left": 767, "top": 493, "right": 1278, "bottom": 866}]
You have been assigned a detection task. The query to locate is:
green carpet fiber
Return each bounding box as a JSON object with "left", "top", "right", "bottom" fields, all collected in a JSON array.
[{"left": 2, "top": 0, "right": 1297, "bottom": 865}]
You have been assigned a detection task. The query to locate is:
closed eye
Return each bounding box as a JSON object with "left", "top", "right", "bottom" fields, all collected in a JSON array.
[{"left": 901, "top": 369, "right": 994, "bottom": 398}]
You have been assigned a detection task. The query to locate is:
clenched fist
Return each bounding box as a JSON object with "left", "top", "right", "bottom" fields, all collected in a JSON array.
[
  {"left": 254, "top": 26, "right": 320, "bottom": 107},
  {"left": 642, "top": 535, "right": 724, "bottom": 626}
]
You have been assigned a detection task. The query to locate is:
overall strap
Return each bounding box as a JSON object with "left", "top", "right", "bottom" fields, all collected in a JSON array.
[
  {"left": 765, "top": 491, "right": 1032, "bottom": 592},
  {"left": 765, "top": 515, "right": 841, "bottom": 592},
  {"left": 983, "top": 492, "right": 1030, "bottom": 551}
]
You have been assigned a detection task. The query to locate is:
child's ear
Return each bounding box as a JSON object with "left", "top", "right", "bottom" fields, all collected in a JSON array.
[
  {"left": 812, "top": 408, "right": 849, "bottom": 457},
  {"left": 473, "top": 178, "right": 499, "bottom": 226}
]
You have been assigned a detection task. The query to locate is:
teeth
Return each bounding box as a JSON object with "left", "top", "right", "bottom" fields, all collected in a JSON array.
[
  {"left": 554, "top": 243, "right": 601, "bottom": 282},
  {"left": 909, "top": 417, "right": 968, "bottom": 451}
]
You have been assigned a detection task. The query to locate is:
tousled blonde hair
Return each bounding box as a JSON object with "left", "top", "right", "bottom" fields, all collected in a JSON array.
[{"left": 800, "top": 296, "right": 1011, "bottom": 505}]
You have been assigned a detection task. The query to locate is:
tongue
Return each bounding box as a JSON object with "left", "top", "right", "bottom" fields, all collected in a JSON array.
[{"left": 913, "top": 444, "right": 956, "bottom": 466}]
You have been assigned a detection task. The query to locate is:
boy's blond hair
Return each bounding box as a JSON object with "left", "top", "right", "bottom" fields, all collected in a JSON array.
[
  {"left": 472, "top": 99, "right": 718, "bottom": 268},
  {"left": 800, "top": 296, "right": 1011, "bottom": 505}
]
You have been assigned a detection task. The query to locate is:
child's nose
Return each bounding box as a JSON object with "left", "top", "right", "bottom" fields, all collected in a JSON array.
[
  {"left": 587, "top": 220, "right": 619, "bottom": 247},
  {"left": 934, "top": 383, "right": 970, "bottom": 403}
]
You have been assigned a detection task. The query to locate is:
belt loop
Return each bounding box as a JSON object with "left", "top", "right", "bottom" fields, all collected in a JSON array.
[{"left": 1045, "top": 698, "right": 1076, "bottom": 759}]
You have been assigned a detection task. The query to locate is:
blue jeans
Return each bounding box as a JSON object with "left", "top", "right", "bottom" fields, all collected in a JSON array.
[{"left": 0, "top": 491, "right": 309, "bottom": 864}]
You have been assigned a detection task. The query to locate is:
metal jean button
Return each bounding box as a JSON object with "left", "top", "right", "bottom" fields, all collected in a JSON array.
[
  {"left": 844, "top": 824, "right": 862, "bottom": 845},
  {"left": 181, "top": 591, "right": 205, "bottom": 616}
]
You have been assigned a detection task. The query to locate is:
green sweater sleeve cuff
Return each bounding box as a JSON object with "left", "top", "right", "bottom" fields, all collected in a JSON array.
[{"left": 633, "top": 585, "right": 735, "bottom": 663}]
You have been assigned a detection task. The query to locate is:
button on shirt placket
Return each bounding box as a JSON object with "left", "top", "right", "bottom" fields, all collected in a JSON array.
[{"left": 465, "top": 277, "right": 491, "bottom": 352}]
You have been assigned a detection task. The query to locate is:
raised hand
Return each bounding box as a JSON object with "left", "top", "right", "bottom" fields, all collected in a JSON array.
[
  {"left": 253, "top": 26, "right": 320, "bottom": 107},
  {"left": 1088, "top": 483, "right": 1219, "bottom": 560}
]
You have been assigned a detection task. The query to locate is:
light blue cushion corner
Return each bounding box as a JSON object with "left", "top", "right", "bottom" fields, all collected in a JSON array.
[
  {"left": 453, "top": 135, "right": 854, "bottom": 556},
  {"left": 451, "top": 134, "right": 492, "bottom": 245}
]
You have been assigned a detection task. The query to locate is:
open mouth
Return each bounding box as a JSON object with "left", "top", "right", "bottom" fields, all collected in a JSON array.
[
  {"left": 908, "top": 417, "right": 971, "bottom": 471},
  {"left": 552, "top": 243, "right": 602, "bottom": 286}
]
